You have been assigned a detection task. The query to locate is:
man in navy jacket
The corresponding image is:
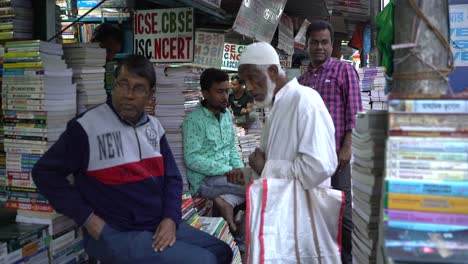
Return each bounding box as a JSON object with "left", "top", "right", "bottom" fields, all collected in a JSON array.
[{"left": 32, "top": 55, "right": 232, "bottom": 264}]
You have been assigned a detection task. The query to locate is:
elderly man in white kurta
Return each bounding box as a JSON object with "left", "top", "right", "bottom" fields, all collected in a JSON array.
[{"left": 228, "top": 42, "right": 341, "bottom": 264}]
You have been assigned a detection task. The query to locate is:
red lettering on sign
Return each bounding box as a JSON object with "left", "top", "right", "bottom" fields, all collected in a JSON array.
[
  {"left": 144, "top": 13, "right": 152, "bottom": 34},
  {"left": 224, "top": 44, "right": 230, "bottom": 52},
  {"left": 154, "top": 38, "right": 162, "bottom": 59},
  {"left": 152, "top": 13, "right": 158, "bottom": 34},
  {"left": 229, "top": 45, "right": 236, "bottom": 53},
  {"left": 135, "top": 13, "right": 144, "bottom": 35},
  {"left": 185, "top": 37, "right": 192, "bottom": 58},
  {"left": 178, "top": 37, "right": 185, "bottom": 59},
  {"left": 170, "top": 37, "right": 177, "bottom": 59}
]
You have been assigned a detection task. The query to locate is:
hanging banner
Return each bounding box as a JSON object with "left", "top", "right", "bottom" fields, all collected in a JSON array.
[
  {"left": 232, "top": 0, "right": 287, "bottom": 43},
  {"left": 134, "top": 8, "right": 194, "bottom": 62},
  {"left": 278, "top": 14, "right": 294, "bottom": 55},
  {"left": 294, "top": 19, "right": 311, "bottom": 50},
  {"left": 449, "top": 2, "right": 468, "bottom": 93},
  {"left": 193, "top": 31, "right": 225, "bottom": 68},
  {"left": 221, "top": 43, "right": 246, "bottom": 71},
  {"left": 200, "top": 0, "right": 222, "bottom": 8}
]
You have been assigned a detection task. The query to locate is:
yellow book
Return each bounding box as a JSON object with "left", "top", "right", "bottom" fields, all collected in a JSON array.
[
  {"left": 385, "top": 192, "right": 468, "bottom": 215},
  {"left": 5, "top": 52, "right": 40, "bottom": 58},
  {"left": 4, "top": 61, "right": 42, "bottom": 69}
]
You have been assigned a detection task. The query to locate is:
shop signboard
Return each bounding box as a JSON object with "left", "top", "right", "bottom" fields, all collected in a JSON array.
[
  {"left": 232, "top": 0, "right": 287, "bottom": 43},
  {"left": 193, "top": 31, "right": 225, "bottom": 68},
  {"left": 278, "top": 14, "right": 294, "bottom": 55},
  {"left": 221, "top": 43, "right": 245, "bottom": 71},
  {"left": 134, "top": 8, "right": 194, "bottom": 63}
]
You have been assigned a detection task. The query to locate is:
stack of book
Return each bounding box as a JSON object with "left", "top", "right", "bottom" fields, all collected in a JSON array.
[
  {"left": 199, "top": 217, "right": 242, "bottom": 264},
  {"left": 384, "top": 94, "right": 468, "bottom": 263},
  {"left": 351, "top": 110, "right": 388, "bottom": 264},
  {"left": 15, "top": 211, "right": 87, "bottom": 264},
  {"left": 357, "top": 67, "right": 386, "bottom": 111},
  {"left": 63, "top": 42, "right": 107, "bottom": 114},
  {"left": 0, "top": 0, "right": 33, "bottom": 41},
  {"left": 193, "top": 197, "right": 212, "bottom": 217},
  {"left": 0, "top": 45, "right": 5, "bottom": 204},
  {"left": 154, "top": 66, "right": 203, "bottom": 192},
  {"left": 1, "top": 40, "right": 75, "bottom": 213},
  {"left": 0, "top": 222, "right": 50, "bottom": 264},
  {"left": 181, "top": 193, "right": 202, "bottom": 229},
  {"left": 0, "top": 40, "right": 88, "bottom": 263},
  {"left": 234, "top": 126, "right": 260, "bottom": 165}
]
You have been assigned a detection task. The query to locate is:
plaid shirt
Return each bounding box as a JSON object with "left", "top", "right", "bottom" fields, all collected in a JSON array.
[{"left": 298, "top": 58, "right": 362, "bottom": 152}]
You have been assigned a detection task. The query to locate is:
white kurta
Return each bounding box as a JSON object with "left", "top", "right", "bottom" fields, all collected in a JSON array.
[{"left": 245, "top": 78, "right": 338, "bottom": 188}]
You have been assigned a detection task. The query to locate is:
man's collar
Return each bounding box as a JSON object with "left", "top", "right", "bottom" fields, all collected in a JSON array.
[
  {"left": 308, "top": 57, "right": 333, "bottom": 72},
  {"left": 273, "top": 78, "right": 298, "bottom": 105},
  {"left": 200, "top": 100, "right": 226, "bottom": 117}
]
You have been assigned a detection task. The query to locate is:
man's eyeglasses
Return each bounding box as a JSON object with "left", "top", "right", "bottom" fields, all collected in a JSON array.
[{"left": 115, "top": 80, "right": 150, "bottom": 97}]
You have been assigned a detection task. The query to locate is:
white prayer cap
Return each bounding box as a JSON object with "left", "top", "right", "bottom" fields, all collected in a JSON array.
[{"left": 239, "top": 42, "right": 280, "bottom": 66}]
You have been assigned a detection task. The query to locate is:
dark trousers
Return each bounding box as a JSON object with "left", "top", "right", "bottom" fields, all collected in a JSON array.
[
  {"left": 83, "top": 222, "right": 233, "bottom": 264},
  {"left": 331, "top": 163, "right": 353, "bottom": 264}
]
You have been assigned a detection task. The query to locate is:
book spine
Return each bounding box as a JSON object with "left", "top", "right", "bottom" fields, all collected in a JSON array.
[
  {"left": 385, "top": 168, "right": 468, "bottom": 181},
  {"left": 7, "top": 179, "right": 36, "bottom": 188},
  {"left": 386, "top": 179, "right": 468, "bottom": 197},
  {"left": 385, "top": 220, "right": 468, "bottom": 232},
  {"left": 389, "top": 113, "right": 468, "bottom": 133},
  {"left": 5, "top": 93, "right": 46, "bottom": 99},
  {"left": 7, "top": 190, "right": 46, "bottom": 201},
  {"left": 386, "top": 159, "right": 468, "bottom": 170},
  {"left": 385, "top": 193, "right": 468, "bottom": 214},
  {"left": 7, "top": 195, "right": 49, "bottom": 205},
  {"left": 388, "top": 130, "right": 468, "bottom": 137},
  {"left": 6, "top": 186, "right": 38, "bottom": 193},
  {"left": 387, "top": 137, "right": 468, "bottom": 153},
  {"left": 3, "top": 110, "right": 48, "bottom": 119},
  {"left": 6, "top": 171, "right": 31, "bottom": 180},
  {"left": 4, "top": 62, "right": 43, "bottom": 69},
  {"left": 388, "top": 99, "right": 468, "bottom": 114},
  {"left": 4, "top": 52, "right": 40, "bottom": 58},
  {"left": 384, "top": 209, "right": 468, "bottom": 226},
  {"left": 387, "top": 150, "right": 468, "bottom": 162},
  {"left": 6, "top": 201, "right": 53, "bottom": 212},
  {"left": 5, "top": 105, "right": 49, "bottom": 111}
]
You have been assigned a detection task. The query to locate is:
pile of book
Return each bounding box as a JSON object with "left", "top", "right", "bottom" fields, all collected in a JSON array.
[
  {"left": 181, "top": 193, "right": 202, "bottom": 229},
  {"left": 16, "top": 210, "right": 87, "bottom": 264},
  {"left": 384, "top": 94, "right": 468, "bottom": 263},
  {"left": 0, "top": 0, "right": 33, "bottom": 41},
  {"left": 63, "top": 42, "right": 107, "bottom": 114},
  {"left": 0, "top": 222, "right": 50, "bottom": 263},
  {"left": 1, "top": 40, "right": 88, "bottom": 263},
  {"left": 351, "top": 110, "right": 387, "bottom": 264},
  {"left": 2, "top": 40, "right": 74, "bottom": 212},
  {"left": 357, "top": 67, "right": 387, "bottom": 111},
  {"left": 0, "top": 45, "right": 4, "bottom": 204},
  {"left": 199, "top": 217, "right": 242, "bottom": 264},
  {"left": 154, "top": 65, "right": 203, "bottom": 192},
  {"left": 234, "top": 126, "right": 261, "bottom": 165}
]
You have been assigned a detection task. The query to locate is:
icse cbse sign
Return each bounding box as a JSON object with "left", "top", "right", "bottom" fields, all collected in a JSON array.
[{"left": 134, "top": 8, "right": 194, "bottom": 63}]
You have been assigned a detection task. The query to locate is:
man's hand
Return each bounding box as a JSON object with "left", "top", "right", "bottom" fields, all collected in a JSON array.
[
  {"left": 337, "top": 144, "right": 351, "bottom": 172},
  {"left": 84, "top": 213, "right": 106, "bottom": 241},
  {"left": 249, "top": 148, "right": 266, "bottom": 176},
  {"left": 152, "top": 218, "right": 176, "bottom": 252},
  {"left": 225, "top": 168, "right": 245, "bottom": 185},
  {"left": 240, "top": 108, "right": 249, "bottom": 115}
]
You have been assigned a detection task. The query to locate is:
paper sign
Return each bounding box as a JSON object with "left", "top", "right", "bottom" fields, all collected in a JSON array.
[
  {"left": 193, "top": 31, "right": 225, "bottom": 68},
  {"left": 294, "top": 19, "right": 311, "bottom": 50},
  {"left": 221, "top": 43, "right": 246, "bottom": 71},
  {"left": 278, "top": 14, "right": 294, "bottom": 55},
  {"left": 232, "top": 0, "right": 287, "bottom": 43}
]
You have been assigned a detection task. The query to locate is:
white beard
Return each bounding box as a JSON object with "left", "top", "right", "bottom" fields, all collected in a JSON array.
[{"left": 254, "top": 76, "right": 275, "bottom": 108}]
